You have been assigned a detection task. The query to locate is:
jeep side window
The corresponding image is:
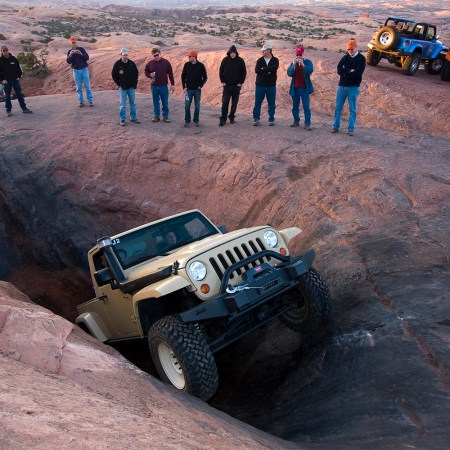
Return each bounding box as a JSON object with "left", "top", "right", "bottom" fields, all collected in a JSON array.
[{"left": 425, "top": 26, "right": 436, "bottom": 40}]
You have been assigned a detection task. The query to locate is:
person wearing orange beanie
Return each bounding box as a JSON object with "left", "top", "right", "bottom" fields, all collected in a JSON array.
[
  {"left": 181, "top": 50, "right": 207, "bottom": 127},
  {"left": 331, "top": 38, "right": 366, "bottom": 136}
]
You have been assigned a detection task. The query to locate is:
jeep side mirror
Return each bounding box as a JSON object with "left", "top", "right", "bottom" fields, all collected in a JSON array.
[
  {"left": 218, "top": 225, "right": 227, "bottom": 233},
  {"left": 94, "top": 267, "right": 114, "bottom": 286}
]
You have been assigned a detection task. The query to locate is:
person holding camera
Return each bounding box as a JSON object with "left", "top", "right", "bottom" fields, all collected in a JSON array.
[
  {"left": 66, "top": 36, "right": 93, "bottom": 107},
  {"left": 287, "top": 46, "right": 314, "bottom": 130}
]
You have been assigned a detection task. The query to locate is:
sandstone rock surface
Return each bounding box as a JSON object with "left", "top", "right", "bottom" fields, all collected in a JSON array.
[
  {"left": 0, "top": 282, "right": 295, "bottom": 449},
  {"left": 0, "top": 40, "right": 449, "bottom": 448}
]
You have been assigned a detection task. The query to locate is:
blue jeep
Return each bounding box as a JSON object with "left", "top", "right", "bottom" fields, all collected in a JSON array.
[{"left": 367, "top": 17, "right": 448, "bottom": 76}]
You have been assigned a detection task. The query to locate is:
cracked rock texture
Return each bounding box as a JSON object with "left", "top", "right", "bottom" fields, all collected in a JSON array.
[{"left": 0, "top": 46, "right": 449, "bottom": 448}]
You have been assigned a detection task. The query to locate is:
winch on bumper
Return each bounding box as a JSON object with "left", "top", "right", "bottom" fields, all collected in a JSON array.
[{"left": 181, "top": 249, "right": 315, "bottom": 331}]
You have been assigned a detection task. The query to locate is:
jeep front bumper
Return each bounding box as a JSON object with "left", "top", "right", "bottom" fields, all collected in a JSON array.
[{"left": 180, "top": 249, "right": 315, "bottom": 324}]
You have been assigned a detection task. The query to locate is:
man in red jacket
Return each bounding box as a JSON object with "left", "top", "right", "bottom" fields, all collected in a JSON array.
[{"left": 144, "top": 48, "right": 174, "bottom": 123}]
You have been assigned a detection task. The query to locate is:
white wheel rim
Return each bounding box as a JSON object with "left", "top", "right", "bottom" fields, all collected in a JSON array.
[
  {"left": 380, "top": 32, "right": 392, "bottom": 45},
  {"left": 157, "top": 341, "right": 185, "bottom": 389}
]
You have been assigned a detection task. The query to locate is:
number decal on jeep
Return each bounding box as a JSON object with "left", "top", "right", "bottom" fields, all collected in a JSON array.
[{"left": 111, "top": 238, "right": 120, "bottom": 245}]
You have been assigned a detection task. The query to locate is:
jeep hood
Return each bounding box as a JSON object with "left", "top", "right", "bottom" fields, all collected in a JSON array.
[{"left": 128, "top": 225, "right": 271, "bottom": 280}]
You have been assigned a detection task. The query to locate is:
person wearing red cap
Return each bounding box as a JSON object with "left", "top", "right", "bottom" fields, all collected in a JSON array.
[
  {"left": 66, "top": 36, "right": 93, "bottom": 107},
  {"left": 181, "top": 50, "right": 207, "bottom": 127},
  {"left": 331, "top": 38, "right": 366, "bottom": 136},
  {"left": 287, "top": 45, "right": 314, "bottom": 130}
]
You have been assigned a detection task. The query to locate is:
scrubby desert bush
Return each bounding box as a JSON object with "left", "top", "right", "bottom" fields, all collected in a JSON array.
[{"left": 17, "top": 45, "right": 49, "bottom": 78}]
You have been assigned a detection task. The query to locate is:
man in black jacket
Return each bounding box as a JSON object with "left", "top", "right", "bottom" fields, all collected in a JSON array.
[
  {"left": 181, "top": 50, "right": 207, "bottom": 127},
  {"left": 331, "top": 39, "right": 366, "bottom": 136},
  {"left": 219, "top": 45, "right": 246, "bottom": 126},
  {"left": 0, "top": 45, "right": 32, "bottom": 117},
  {"left": 112, "top": 48, "right": 140, "bottom": 126},
  {"left": 252, "top": 43, "right": 279, "bottom": 126}
]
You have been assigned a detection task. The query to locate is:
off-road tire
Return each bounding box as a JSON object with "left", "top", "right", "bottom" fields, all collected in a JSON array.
[
  {"left": 149, "top": 315, "right": 219, "bottom": 401},
  {"left": 279, "top": 267, "right": 331, "bottom": 332},
  {"left": 375, "top": 26, "right": 399, "bottom": 51},
  {"left": 427, "top": 57, "right": 444, "bottom": 75},
  {"left": 402, "top": 53, "right": 421, "bottom": 76},
  {"left": 441, "top": 60, "right": 450, "bottom": 81},
  {"left": 366, "top": 49, "right": 381, "bottom": 66}
]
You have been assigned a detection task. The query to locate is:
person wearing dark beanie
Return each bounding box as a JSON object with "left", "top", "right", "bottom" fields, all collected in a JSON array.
[{"left": 218, "top": 45, "right": 247, "bottom": 126}]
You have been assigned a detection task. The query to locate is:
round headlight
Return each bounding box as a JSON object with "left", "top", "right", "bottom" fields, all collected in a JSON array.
[
  {"left": 189, "top": 261, "right": 207, "bottom": 281},
  {"left": 264, "top": 230, "right": 278, "bottom": 248}
]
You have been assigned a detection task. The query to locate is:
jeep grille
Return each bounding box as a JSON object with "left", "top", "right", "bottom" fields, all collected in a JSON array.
[{"left": 209, "top": 238, "right": 269, "bottom": 280}]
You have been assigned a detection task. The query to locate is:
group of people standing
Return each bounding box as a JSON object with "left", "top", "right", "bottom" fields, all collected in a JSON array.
[{"left": 1, "top": 37, "right": 366, "bottom": 135}]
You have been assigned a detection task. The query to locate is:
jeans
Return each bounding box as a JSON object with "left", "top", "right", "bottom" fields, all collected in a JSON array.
[
  {"left": 119, "top": 87, "right": 136, "bottom": 121},
  {"left": 73, "top": 68, "right": 93, "bottom": 104},
  {"left": 253, "top": 85, "right": 276, "bottom": 122},
  {"left": 185, "top": 88, "right": 201, "bottom": 124},
  {"left": 291, "top": 87, "right": 311, "bottom": 125},
  {"left": 333, "top": 86, "right": 360, "bottom": 131},
  {"left": 3, "top": 79, "right": 27, "bottom": 112},
  {"left": 151, "top": 85, "right": 169, "bottom": 118},
  {"left": 220, "top": 85, "right": 241, "bottom": 122}
]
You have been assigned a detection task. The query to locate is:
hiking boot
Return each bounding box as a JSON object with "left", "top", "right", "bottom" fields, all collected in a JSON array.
[
  {"left": 130, "top": 119, "right": 141, "bottom": 124},
  {"left": 163, "top": 117, "right": 171, "bottom": 123},
  {"left": 347, "top": 131, "right": 354, "bottom": 136},
  {"left": 152, "top": 116, "right": 160, "bottom": 122},
  {"left": 304, "top": 125, "right": 312, "bottom": 131},
  {"left": 331, "top": 128, "right": 339, "bottom": 133},
  {"left": 269, "top": 121, "right": 275, "bottom": 126},
  {"left": 290, "top": 122, "right": 299, "bottom": 127},
  {"left": 219, "top": 121, "right": 225, "bottom": 127},
  {"left": 229, "top": 118, "right": 235, "bottom": 124},
  {"left": 79, "top": 102, "right": 85, "bottom": 107},
  {"left": 184, "top": 122, "right": 190, "bottom": 128},
  {"left": 120, "top": 120, "right": 126, "bottom": 126},
  {"left": 194, "top": 122, "right": 199, "bottom": 127},
  {"left": 253, "top": 119, "right": 260, "bottom": 127},
  {"left": 22, "top": 109, "right": 33, "bottom": 114}
]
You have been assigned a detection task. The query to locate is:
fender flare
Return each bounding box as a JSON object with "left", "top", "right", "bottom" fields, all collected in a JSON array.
[{"left": 76, "top": 312, "right": 110, "bottom": 342}]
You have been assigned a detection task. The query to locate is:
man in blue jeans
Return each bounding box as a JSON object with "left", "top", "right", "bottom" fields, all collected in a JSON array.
[
  {"left": 144, "top": 48, "right": 174, "bottom": 123},
  {"left": 332, "top": 39, "right": 366, "bottom": 136},
  {"left": 0, "top": 45, "right": 32, "bottom": 116},
  {"left": 66, "top": 36, "right": 93, "bottom": 107},
  {"left": 253, "top": 43, "right": 279, "bottom": 126},
  {"left": 112, "top": 48, "right": 140, "bottom": 126},
  {"left": 287, "top": 45, "right": 314, "bottom": 130},
  {"left": 181, "top": 50, "right": 207, "bottom": 127}
]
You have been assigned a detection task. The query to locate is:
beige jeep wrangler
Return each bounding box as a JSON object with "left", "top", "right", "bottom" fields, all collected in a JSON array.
[{"left": 77, "top": 210, "right": 331, "bottom": 400}]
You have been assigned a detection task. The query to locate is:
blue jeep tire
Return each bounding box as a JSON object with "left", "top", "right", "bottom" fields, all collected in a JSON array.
[{"left": 402, "top": 52, "right": 421, "bottom": 76}]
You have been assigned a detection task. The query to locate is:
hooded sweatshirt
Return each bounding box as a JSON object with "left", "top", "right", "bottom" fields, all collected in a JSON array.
[{"left": 219, "top": 45, "right": 247, "bottom": 86}]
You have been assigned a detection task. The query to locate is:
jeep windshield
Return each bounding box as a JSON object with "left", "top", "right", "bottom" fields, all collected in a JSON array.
[{"left": 111, "top": 211, "right": 220, "bottom": 269}]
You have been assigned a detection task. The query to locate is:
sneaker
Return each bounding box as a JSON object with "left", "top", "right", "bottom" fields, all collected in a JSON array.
[
  {"left": 79, "top": 102, "right": 85, "bottom": 107},
  {"left": 269, "top": 121, "right": 275, "bottom": 126},
  {"left": 253, "top": 119, "right": 260, "bottom": 127},
  {"left": 304, "top": 125, "right": 312, "bottom": 131},
  {"left": 22, "top": 109, "right": 33, "bottom": 114},
  {"left": 229, "top": 118, "right": 235, "bottom": 124},
  {"left": 152, "top": 116, "right": 160, "bottom": 122},
  {"left": 130, "top": 119, "right": 141, "bottom": 124},
  {"left": 89, "top": 102, "right": 93, "bottom": 107},
  {"left": 331, "top": 128, "right": 339, "bottom": 133},
  {"left": 163, "top": 117, "right": 171, "bottom": 123},
  {"left": 184, "top": 122, "right": 190, "bottom": 128},
  {"left": 6, "top": 111, "right": 12, "bottom": 117},
  {"left": 347, "top": 131, "right": 354, "bottom": 136},
  {"left": 219, "top": 121, "right": 225, "bottom": 127},
  {"left": 290, "top": 122, "right": 299, "bottom": 127},
  {"left": 120, "top": 120, "right": 126, "bottom": 126}
]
